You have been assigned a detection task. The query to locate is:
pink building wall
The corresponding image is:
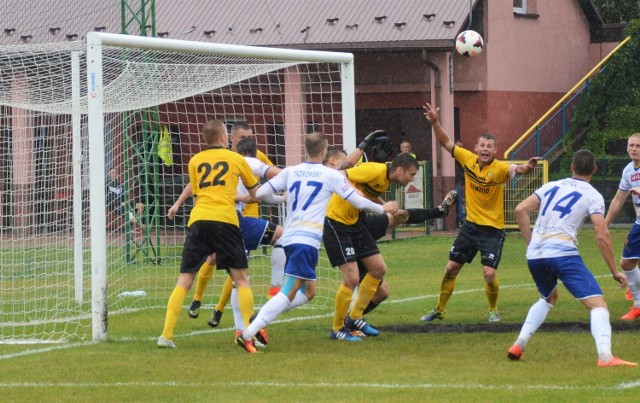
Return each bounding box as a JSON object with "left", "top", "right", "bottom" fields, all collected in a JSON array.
[{"left": 453, "top": 0, "right": 621, "bottom": 155}]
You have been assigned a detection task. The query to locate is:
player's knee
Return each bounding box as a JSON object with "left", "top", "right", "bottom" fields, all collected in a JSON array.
[{"left": 621, "top": 259, "right": 638, "bottom": 271}]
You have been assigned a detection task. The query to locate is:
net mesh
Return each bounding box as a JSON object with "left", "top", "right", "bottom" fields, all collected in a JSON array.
[{"left": 0, "top": 40, "right": 348, "bottom": 342}]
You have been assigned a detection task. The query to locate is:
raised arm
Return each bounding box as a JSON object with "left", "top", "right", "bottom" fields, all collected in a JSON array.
[
  {"left": 423, "top": 103, "right": 454, "bottom": 153},
  {"left": 339, "top": 130, "right": 388, "bottom": 169}
]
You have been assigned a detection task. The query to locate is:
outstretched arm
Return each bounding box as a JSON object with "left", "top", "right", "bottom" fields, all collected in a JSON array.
[
  {"left": 423, "top": 103, "right": 454, "bottom": 153},
  {"left": 514, "top": 157, "right": 540, "bottom": 175}
]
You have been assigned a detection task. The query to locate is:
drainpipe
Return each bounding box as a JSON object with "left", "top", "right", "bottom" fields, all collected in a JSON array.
[{"left": 422, "top": 51, "right": 445, "bottom": 229}]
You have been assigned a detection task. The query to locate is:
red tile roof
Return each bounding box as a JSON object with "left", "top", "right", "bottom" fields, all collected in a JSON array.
[{"left": 0, "top": 0, "right": 478, "bottom": 49}]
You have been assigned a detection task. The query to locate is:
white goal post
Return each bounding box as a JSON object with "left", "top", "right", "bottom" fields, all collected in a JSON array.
[{"left": 0, "top": 32, "right": 355, "bottom": 343}]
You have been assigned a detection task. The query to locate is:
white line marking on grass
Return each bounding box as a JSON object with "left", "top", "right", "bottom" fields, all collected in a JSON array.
[
  {"left": 0, "top": 342, "right": 93, "bottom": 360},
  {"left": 0, "top": 380, "right": 638, "bottom": 391}
]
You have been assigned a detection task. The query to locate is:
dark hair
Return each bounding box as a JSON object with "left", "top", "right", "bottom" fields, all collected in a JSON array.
[
  {"left": 478, "top": 133, "right": 497, "bottom": 144},
  {"left": 236, "top": 137, "right": 258, "bottom": 157},
  {"left": 323, "top": 145, "right": 346, "bottom": 164},
  {"left": 231, "top": 120, "right": 251, "bottom": 133},
  {"left": 572, "top": 149, "right": 596, "bottom": 176},
  {"left": 305, "top": 131, "right": 328, "bottom": 157},
  {"left": 390, "top": 152, "right": 418, "bottom": 170}
]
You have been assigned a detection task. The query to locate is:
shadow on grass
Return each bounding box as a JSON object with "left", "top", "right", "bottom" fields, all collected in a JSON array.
[{"left": 382, "top": 321, "right": 640, "bottom": 334}]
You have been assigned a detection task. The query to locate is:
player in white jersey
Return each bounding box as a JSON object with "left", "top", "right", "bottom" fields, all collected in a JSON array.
[
  {"left": 236, "top": 131, "right": 398, "bottom": 352},
  {"left": 605, "top": 132, "right": 640, "bottom": 319},
  {"left": 507, "top": 149, "right": 635, "bottom": 367}
]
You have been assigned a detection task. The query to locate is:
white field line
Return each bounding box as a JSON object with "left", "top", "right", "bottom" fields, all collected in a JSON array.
[
  {"left": 0, "top": 379, "right": 637, "bottom": 391},
  {"left": 1, "top": 277, "right": 638, "bottom": 392}
]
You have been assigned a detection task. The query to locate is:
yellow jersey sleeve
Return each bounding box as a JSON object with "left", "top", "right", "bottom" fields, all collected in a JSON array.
[{"left": 326, "top": 162, "right": 389, "bottom": 225}]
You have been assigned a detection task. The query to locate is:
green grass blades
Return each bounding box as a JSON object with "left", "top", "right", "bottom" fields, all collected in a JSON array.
[{"left": 0, "top": 229, "right": 638, "bottom": 401}]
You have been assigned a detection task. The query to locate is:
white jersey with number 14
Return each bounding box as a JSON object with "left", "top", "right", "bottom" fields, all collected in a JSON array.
[{"left": 526, "top": 177, "right": 605, "bottom": 260}]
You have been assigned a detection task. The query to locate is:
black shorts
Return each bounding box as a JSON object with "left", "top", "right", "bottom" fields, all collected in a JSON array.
[
  {"left": 449, "top": 221, "right": 505, "bottom": 269},
  {"left": 180, "top": 220, "right": 248, "bottom": 273},
  {"left": 323, "top": 216, "right": 379, "bottom": 267},
  {"left": 362, "top": 213, "right": 389, "bottom": 241}
]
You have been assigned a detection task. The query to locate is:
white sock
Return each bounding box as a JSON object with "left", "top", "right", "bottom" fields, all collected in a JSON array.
[
  {"left": 284, "top": 290, "right": 308, "bottom": 312},
  {"left": 591, "top": 307, "right": 613, "bottom": 362},
  {"left": 625, "top": 267, "right": 640, "bottom": 307},
  {"left": 242, "top": 292, "right": 290, "bottom": 340},
  {"left": 515, "top": 298, "right": 553, "bottom": 349},
  {"left": 231, "top": 288, "right": 244, "bottom": 331},
  {"left": 270, "top": 244, "right": 286, "bottom": 288}
]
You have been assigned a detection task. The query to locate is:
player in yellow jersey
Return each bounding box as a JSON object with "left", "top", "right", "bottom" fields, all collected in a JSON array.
[
  {"left": 178, "top": 122, "right": 283, "bottom": 330},
  {"left": 421, "top": 103, "right": 538, "bottom": 323},
  {"left": 323, "top": 134, "right": 419, "bottom": 340},
  {"left": 324, "top": 146, "right": 456, "bottom": 329},
  {"left": 157, "top": 119, "right": 260, "bottom": 352}
]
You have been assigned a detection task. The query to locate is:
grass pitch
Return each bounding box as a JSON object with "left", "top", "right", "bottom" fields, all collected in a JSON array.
[{"left": 0, "top": 229, "right": 638, "bottom": 401}]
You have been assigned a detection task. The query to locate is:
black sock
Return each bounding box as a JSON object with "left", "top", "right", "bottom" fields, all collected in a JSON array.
[
  {"left": 363, "top": 301, "right": 379, "bottom": 315},
  {"left": 405, "top": 208, "right": 444, "bottom": 224}
]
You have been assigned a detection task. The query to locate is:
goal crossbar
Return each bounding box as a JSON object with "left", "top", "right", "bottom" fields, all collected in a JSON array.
[{"left": 86, "top": 32, "right": 355, "bottom": 341}]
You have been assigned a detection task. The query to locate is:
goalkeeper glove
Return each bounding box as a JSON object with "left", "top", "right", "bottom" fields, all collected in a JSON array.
[
  {"left": 372, "top": 139, "right": 393, "bottom": 163},
  {"left": 358, "top": 130, "right": 388, "bottom": 150}
]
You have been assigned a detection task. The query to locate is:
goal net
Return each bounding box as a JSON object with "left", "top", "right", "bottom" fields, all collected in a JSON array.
[{"left": 0, "top": 33, "right": 355, "bottom": 342}]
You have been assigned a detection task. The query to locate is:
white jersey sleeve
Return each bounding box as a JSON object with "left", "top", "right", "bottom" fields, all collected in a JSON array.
[
  {"left": 245, "top": 156, "right": 271, "bottom": 179},
  {"left": 526, "top": 177, "right": 605, "bottom": 260},
  {"left": 262, "top": 162, "right": 384, "bottom": 248},
  {"left": 618, "top": 161, "right": 640, "bottom": 223}
]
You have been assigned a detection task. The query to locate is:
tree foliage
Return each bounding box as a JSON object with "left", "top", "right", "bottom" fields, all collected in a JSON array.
[
  {"left": 592, "top": 0, "right": 639, "bottom": 23},
  {"left": 568, "top": 19, "right": 640, "bottom": 156}
]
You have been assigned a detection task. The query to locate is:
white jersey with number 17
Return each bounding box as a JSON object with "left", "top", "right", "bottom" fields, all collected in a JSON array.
[
  {"left": 526, "top": 177, "right": 605, "bottom": 260},
  {"left": 263, "top": 162, "right": 357, "bottom": 249}
]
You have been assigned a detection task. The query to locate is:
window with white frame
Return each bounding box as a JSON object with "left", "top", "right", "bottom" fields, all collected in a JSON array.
[{"left": 513, "top": 0, "right": 527, "bottom": 14}]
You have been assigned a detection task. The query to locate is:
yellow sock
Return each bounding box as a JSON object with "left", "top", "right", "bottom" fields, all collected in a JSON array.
[
  {"left": 486, "top": 276, "right": 500, "bottom": 310},
  {"left": 215, "top": 275, "right": 233, "bottom": 312},
  {"left": 236, "top": 286, "right": 255, "bottom": 327},
  {"left": 349, "top": 274, "right": 381, "bottom": 319},
  {"left": 193, "top": 262, "right": 215, "bottom": 301},
  {"left": 436, "top": 276, "right": 456, "bottom": 312},
  {"left": 161, "top": 285, "right": 188, "bottom": 340},
  {"left": 333, "top": 284, "right": 353, "bottom": 332}
]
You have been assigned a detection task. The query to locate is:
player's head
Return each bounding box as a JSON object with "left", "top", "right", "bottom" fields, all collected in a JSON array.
[
  {"left": 324, "top": 145, "right": 347, "bottom": 168},
  {"left": 230, "top": 121, "right": 253, "bottom": 151},
  {"left": 571, "top": 149, "right": 597, "bottom": 177},
  {"left": 627, "top": 133, "right": 640, "bottom": 162},
  {"left": 389, "top": 153, "right": 419, "bottom": 186},
  {"left": 202, "top": 120, "right": 228, "bottom": 147},
  {"left": 474, "top": 133, "right": 497, "bottom": 164},
  {"left": 305, "top": 131, "right": 328, "bottom": 159},
  {"left": 236, "top": 136, "right": 258, "bottom": 158},
  {"left": 400, "top": 140, "right": 412, "bottom": 153},
  {"left": 108, "top": 169, "right": 118, "bottom": 181}
]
